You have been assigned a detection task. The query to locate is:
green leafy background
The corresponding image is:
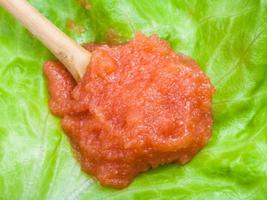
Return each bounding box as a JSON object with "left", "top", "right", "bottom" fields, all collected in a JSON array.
[{"left": 1, "top": 0, "right": 267, "bottom": 199}]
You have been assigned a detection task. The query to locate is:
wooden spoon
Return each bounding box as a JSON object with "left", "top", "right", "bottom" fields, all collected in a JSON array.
[{"left": 0, "top": 0, "right": 91, "bottom": 81}]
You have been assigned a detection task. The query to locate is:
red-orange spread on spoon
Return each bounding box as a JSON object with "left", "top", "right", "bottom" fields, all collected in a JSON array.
[{"left": 44, "top": 33, "right": 214, "bottom": 188}]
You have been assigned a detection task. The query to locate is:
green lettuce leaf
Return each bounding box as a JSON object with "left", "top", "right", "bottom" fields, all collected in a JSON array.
[{"left": 1, "top": 0, "right": 267, "bottom": 199}]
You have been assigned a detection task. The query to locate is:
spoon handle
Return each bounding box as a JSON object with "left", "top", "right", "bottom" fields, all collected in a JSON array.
[{"left": 0, "top": 0, "right": 91, "bottom": 80}]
